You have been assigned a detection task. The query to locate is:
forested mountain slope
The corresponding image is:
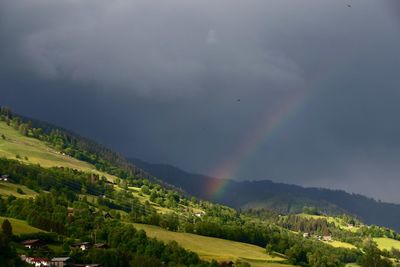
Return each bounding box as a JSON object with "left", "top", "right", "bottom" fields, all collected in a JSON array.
[
  {"left": 1, "top": 107, "right": 400, "bottom": 267},
  {"left": 131, "top": 158, "right": 400, "bottom": 231}
]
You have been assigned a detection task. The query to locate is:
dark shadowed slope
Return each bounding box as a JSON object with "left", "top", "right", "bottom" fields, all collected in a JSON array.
[{"left": 130, "top": 158, "right": 400, "bottom": 231}]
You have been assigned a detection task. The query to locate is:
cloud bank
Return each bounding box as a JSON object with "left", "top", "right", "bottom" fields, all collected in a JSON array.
[{"left": 1, "top": 0, "right": 400, "bottom": 202}]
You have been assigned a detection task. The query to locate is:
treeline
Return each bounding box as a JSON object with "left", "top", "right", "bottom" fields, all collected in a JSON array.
[
  {"left": 0, "top": 158, "right": 113, "bottom": 200},
  {"left": 357, "top": 225, "right": 400, "bottom": 240},
  {"left": 278, "top": 215, "right": 332, "bottom": 236}
]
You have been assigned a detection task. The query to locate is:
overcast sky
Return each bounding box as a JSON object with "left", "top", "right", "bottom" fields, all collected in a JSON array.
[{"left": 1, "top": 0, "right": 400, "bottom": 203}]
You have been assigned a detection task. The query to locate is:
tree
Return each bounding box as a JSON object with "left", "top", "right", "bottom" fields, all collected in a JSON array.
[
  {"left": 16, "top": 188, "right": 24, "bottom": 195},
  {"left": 266, "top": 243, "right": 274, "bottom": 255},
  {"left": 18, "top": 124, "right": 28, "bottom": 136},
  {"left": 0, "top": 232, "right": 20, "bottom": 266},
  {"left": 130, "top": 255, "right": 161, "bottom": 267},
  {"left": 141, "top": 185, "right": 150, "bottom": 195},
  {"left": 1, "top": 219, "right": 13, "bottom": 239},
  {"left": 359, "top": 240, "right": 392, "bottom": 267},
  {"left": 235, "top": 259, "right": 251, "bottom": 267},
  {"left": 286, "top": 244, "right": 308, "bottom": 265},
  {"left": 308, "top": 249, "right": 341, "bottom": 267},
  {"left": 391, "top": 248, "right": 400, "bottom": 259}
]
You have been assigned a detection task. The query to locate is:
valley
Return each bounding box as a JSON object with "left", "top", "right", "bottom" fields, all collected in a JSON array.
[{"left": 1, "top": 109, "right": 400, "bottom": 267}]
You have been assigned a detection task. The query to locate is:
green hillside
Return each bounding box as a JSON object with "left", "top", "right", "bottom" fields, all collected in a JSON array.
[
  {"left": 374, "top": 237, "right": 400, "bottom": 251},
  {"left": 0, "top": 216, "right": 44, "bottom": 235},
  {"left": 0, "top": 121, "right": 118, "bottom": 182},
  {"left": 0, "top": 181, "right": 37, "bottom": 199},
  {"left": 133, "top": 223, "right": 289, "bottom": 265},
  {"left": 0, "top": 116, "right": 286, "bottom": 265}
]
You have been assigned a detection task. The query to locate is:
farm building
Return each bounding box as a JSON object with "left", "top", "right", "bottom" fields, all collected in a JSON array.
[
  {"left": 50, "top": 257, "right": 72, "bottom": 267},
  {"left": 21, "top": 239, "right": 43, "bottom": 249},
  {"left": 21, "top": 255, "right": 50, "bottom": 266},
  {"left": 194, "top": 211, "right": 206, "bottom": 217},
  {"left": 72, "top": 264, "right": 101, "bottom": 267},
  {"left": 0, "top": 174, "right": 13, "bottom": 182},
  {"left": 323, "top": 235, "right": 332, "bottom": 241},
  {"left": 94, "top": 243, "right": 109, "bottom": 249},
  {"left": 71, "top": 242, "right": 92, "bottom": 251}
]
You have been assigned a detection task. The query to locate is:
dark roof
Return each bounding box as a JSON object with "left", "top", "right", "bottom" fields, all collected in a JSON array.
[
  {"left": 73, "top": 264, "right": 101, "bottom": 267},
  {"left": 28, "top": 257, "right": 50, "bottom": 262},
  {"left": 71, "top": 242, "right": 92, "bottom": 247},
  {"left": 51, "top": 257, "right": 71, "bottom": 262},
  {"left": 21, "top": 239, "right": 41, "bottom": 245},
  {"left": 94, "top": 243, "right": 109, "bottom": 248}
]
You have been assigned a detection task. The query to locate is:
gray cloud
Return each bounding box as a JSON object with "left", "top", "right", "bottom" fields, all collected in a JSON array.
[
  {"left": 0, "top": 0, "right": 303, "bottom": 97},
  {"left": 1, "top": 0, "right": 400, "bottom": 202}
]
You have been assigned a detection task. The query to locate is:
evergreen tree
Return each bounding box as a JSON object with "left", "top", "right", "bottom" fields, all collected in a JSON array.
[
  {"left": 0, "top": 232, "right": 20, "bottom": 267},
  {"left": 1, "top": 219, "right": 13, "bottom": 239}
]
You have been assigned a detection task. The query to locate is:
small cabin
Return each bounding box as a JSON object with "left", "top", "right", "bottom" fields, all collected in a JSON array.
[
  {"left": 0, "top": 174, "right": 13, "bottom": 182},
  {"left": 323, "top": 235, "right": 332, "bottom": 242},
  {"left": 94, "top": 243, "right": 109, "bottom": 249},
  {"left": 71, "top": 242, "right": 92, "bottom": 251},
  {"left": 67, "top": 207, "right": 75, "bottom": 217},
  {"left": 51, "top": 257, "right": 72, "bottom": 267},
  {"left": 21, "top": 239, "right": 43, "bottom": 249},
  {"left": 194, "top": 211, "right": 206, "bottom": 218},
  {"left": 103, "top": 212, "right": 113, "bottom": 219},
  {"left": 72, "top": 264, "right": 101, "bottom": 267}
]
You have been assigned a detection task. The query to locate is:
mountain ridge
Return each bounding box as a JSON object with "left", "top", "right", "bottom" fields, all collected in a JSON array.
[{"left": 130, "top": 157, "right": 400, "bottom": 231}]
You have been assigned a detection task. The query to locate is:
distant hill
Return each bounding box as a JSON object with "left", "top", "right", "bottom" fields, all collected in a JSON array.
[{"left": 130, "top": 158, "right": 400, "bottom": 231}]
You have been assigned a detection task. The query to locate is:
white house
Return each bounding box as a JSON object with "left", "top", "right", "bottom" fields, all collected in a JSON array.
[
  {"left": 194, "top": 211, "right": 206, "bottom": 217},
  {"left": 323, "top": 235, "right": 332, "bottom": 241},
  {"left": 24, "top": 256, "right": 50, "bottom": 266},
  {"left": 71, "top": 242, "right": 92, "bottom": 251}
]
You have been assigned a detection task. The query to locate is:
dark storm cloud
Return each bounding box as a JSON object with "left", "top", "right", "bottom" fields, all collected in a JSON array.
[{"left": 1, "top": 0, "right": 400, "bottom": 202}]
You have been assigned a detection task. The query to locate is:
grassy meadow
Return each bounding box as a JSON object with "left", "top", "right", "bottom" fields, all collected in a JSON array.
[
  {"left": 0, "top": 181, "right": 38, "bottom": 199},
  {"left": 323, "top": 240, "right": 357, "bottom": 249},
  {"left": 0, "top": 121, "right": 118, "bottom": 181},
  {"left": 133, "top": 223, "right": 292, "bottom": 266},
  {"left": 0, "top": 216, "right": 44, "bottom": 235},
  {"left": 373, "top": 237, "right": 400, "bottom": 251}
]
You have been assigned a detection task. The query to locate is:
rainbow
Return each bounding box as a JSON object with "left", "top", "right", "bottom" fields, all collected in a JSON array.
[
  {"left": 204, "top": 30, "right": 360, "bottom": 199},
  {"left": 205, "top": 90, "right": 311, "bottom": 199}
]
